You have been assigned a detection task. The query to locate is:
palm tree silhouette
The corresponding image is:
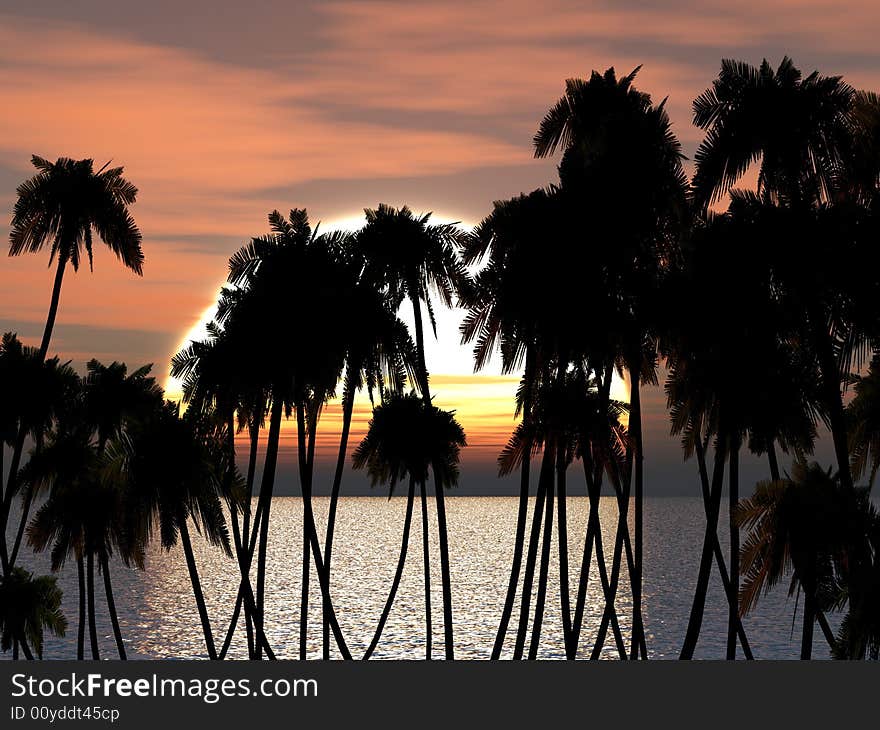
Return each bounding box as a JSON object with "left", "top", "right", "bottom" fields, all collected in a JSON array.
[
  {"left": 534, "top": 66, "right": 688, "bottom": 658},
  {"left": 0, "top": 333, "right": 77, "bottom": 575},
  {"left": 352, "top": 392, "right": 466, "bottom": 659},
  {"left": 690, "top": 58, "right": 880, "bottom": 494},
  {"left": 226, "top": 209, "right": 366, "bottom": 659},
  {"left": 106, "top": 401, "right": 233, "bottom": 659},
  {"left": 320, "top": 263, "right": 415, "bottom": 659},
  {"left": 356, "top": 204, "right": 469, "bottom": 659},
  {"left": 5, "top": 157, "right": 142, "bottom": 577},
  {"left": 736, "top": 460, "right": 868, "bottom": 658},
  {"left": 0, "top": 567, "right": 66, "bottom": 659},
  {"left": 172, "top": 320, "right": 270, "bottom": 659},
  {"left": 9, "top": 156, "right": 143, "bottom": 360},
  {"left": 664, "top": 212, "right": 822, "bottom": 658}
]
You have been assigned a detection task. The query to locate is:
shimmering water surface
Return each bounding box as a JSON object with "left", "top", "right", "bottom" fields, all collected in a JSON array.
[{"left": 10, "top": 497, "right": 830, "bottom": 660}]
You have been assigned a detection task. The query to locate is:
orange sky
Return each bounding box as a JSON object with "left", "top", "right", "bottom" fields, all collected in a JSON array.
[{"left": 0, "top": 0, "right": 869, "bottom": 489}]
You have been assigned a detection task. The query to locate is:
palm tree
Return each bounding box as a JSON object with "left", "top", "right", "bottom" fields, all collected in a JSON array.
[
  {"left": 0, "top": 333, "right": 77, "bottom": 575},
  {"left": 226, "top": 209, "right": 361, "bottom": 659},
  {"left": 355, "top": 204, "right": 469, "bottom": 659},
  {"left": 352, "top": 392, "right": 466, "bottom": 659},
  {"left": 690, "top": 58, "right": 880, "bottom": 494},
  {"left": 9, "top": 156, "right": 143, "bottom": 360},
  {"left": 171, "top": 320, "right": 268, "bottom": 659},
  {"left": 662, "top": 211, "right": 819, "bottom": 658},
  {"left": 736, "top": 460, "right": 869, "bottom": 658},
  {"left": 0, "top": 567, "right": 66, "bottom": 659},
  {"left": 106, "top": 401, "right": 233, "bottom": 660},
  {"left": 533, "top": 66, "right": 688, "bottom": 657},
  {"left": 5, "top": 156, "right": 142, "bottom": 576}
]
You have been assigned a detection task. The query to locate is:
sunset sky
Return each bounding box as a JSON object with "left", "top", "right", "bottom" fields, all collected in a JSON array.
[{"left": 0, "top": 0, "right": 867, "bottom": 493}]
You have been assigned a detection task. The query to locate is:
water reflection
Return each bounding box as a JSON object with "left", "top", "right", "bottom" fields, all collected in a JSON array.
[{"left": 9, "top": 497, "right": 826, "bottom": 660}]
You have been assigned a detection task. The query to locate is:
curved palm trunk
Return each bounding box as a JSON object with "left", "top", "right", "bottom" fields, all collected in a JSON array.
[
  {"left": 627, "top": 361, "right": 645, "bottom": 659},
  {"left": 726, "top": 441, "right": 740, "bottom": 660},
  {"left": 300, "top": 520, "right": 310, "bottom": 659},
  {"left": 767, "top": 441, "right": 780, "bottom": 482},
  {"left": 512, "top": 446, "right": 553, "bottom": 659},
  {"left": 295, "top": 401, "right": 353, "bottom": 660},
  {"left": 810, "top": 315, "right": 852, "bottom": 492},
  {"left": 76, "top": 554, "right": 86, "bottom": 660},
  {"left": 420, "top": 480, "right": 432, "bottom": 660},
  {"left": 573, "top": 461, "right": 627, "bottom": 660},
  {"left": 39, "top": 255, "right": 68, "bottom": 360},
  {"left": 556, "top": 441, "right": 573, "bottom": 656},
  {"left": 527, "top": 458, "right": 555, "bottom": 660},
  {"left": 322, "top": 380, "right": 356, "bottom": 659},
  {"left": 410, "top": 292, "right": 454, "bottom": 659},
  {"left": 591, "top": 458, "right": 638, "bottom": 659},
  {"left": 362, "top": 478, "right": 416, "bottom": 659},
  {"left": 1, "top": 427, "right": 28, "bottom": 575},
  {"left": 86, "top": 553, "right": 100, "bottom": 659},
  {"left": 254, "top": 397, "right": 284, "bottom": 659},
  {"left": 100, "top": 553, "right": 126, "bottom": 660},
  {"left": 491, "top": 449, "right": 530, "bottom": 659},
  {"left": 801, "top": 590, "right": 815, "bottom": 659},
  {"left": 679, "top": 436, "right": 728, "bottom": 659},
  {"left": 179, "top": 516, "right": 217, "bottom": 660},
  {"left": 694, "top": 437, "right": 753, "bottom": 659}
]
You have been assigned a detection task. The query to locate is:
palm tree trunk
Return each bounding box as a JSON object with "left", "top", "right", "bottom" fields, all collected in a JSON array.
[
  {"left": 300, "top": 519, "right": 310, "bottom": 660},
  {"left": 420, "top": 480, "right": 432, "bottom": 660},
  {"left": 255, "top": 396, "right": 283, "bottom": 658},
  {"left": 627, "top": 360, "right": 645, "bottom": 659},
  {"left": 801, "top": 590, "right": 815, "bottom": 659},
  {"left": 363, "top": 478, "right": 416, "bottom": 659},
  {"left": 573, "top": 460, "right": 627, "bottom": 659},
  {"left": 767, "top": 441, "right": 780, "bottom": 481},
  {"left": 527, "top": 454, "right": 555, "bottom": 660},
  {"left": 491, "top": 347, "right": 534, "bottom": 660},
  {"left": 810, "top": 316, "right": 852, "bottom": 491},
  {"left": 591, "top": 456, "right": 637, "bottom": 659},
  {"left": 100, "top": 553, "right": 126, "bottom": 660},
  {"left": 39, "top": 255, "right": 67, "bottom": 360},
  {"left": 492, "top": 448, "right": 530, "bottom": 659},
  {"left": 726, "top": 441, "right": 740, "bottom": 660},
  {"left": 86, "top": 552, "right": 100, "bottom": 659},
  {"left": 512, "top": 447, "right": 552, "bottom": 659},
  {"left": 1, "top": 427, "right": 28, "bottom": 575},
  {"left": 179, "top": 516, "right": 217, "bottom": 659},
  {"left": 76, "top": 554, "right": 85, "bottom": 660},
  {"left": 556, "top": 439, "right": 573, "bottom": 656},
  {"left": 323, "top": 380, "right": 355, "bottom": 659},
  {"left": 694, "top": 437, "right": 753, "bottom": 659},
  {"left": 295, "top": 400, "right": 353, "bottom": 660},
  {"left": 680, "top": 436, "right": 728, "bottom": 659}
]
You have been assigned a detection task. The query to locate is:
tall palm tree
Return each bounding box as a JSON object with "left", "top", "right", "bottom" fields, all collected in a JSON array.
[
  {"left": 226, "top": 209, "right": 360, "bottom": 660},
  {"left": 356, "top": 204, "right": 469, "bottom": 659},
  {"left": 5, "top": 156, "right": 142, "bottom": 574},
  {"left": 320, "top": 273, "right": 415, "bottom": 659},
  {"left": 690, "top": 58, "right": 880, "bottom": 494},
  {"left": 8, "top": 155, "right": 143, "bottom": 358},
  {"left": 171, "top": 320, "right": 268, "bottom": 659},
  {"left": 533, "top": 66, "right": 688, "bottom": 657},
  {"left": 662, "top": 211, "right": 818, "bottom": 658},
  {"left": 352, "top": 392, "right": 466, "bottom": 659},
  {"left": 0, "top": 567, "right": 66, "bottom": 659}
]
